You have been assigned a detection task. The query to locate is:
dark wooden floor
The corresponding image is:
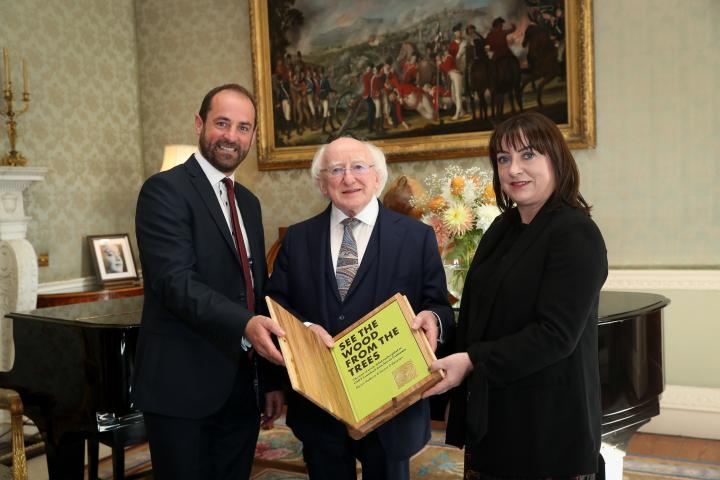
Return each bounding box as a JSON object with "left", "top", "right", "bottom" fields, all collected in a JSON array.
[{"left": 627, "top": 432, "right": 720, "bottom": 463}]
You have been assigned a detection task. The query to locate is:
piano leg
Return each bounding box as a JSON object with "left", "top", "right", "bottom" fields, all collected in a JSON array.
[
  {"left": 112, "top": 445, "right": 125, "bottom": 480},
  {"left": 88, "top": 435, "right": 100, "bottom": 480},
  {"left": 600, "top": 418, "right": 651, "bottom": 480},
  {"left": 44, "top": 427, "right": 87, "bottom": 480}
]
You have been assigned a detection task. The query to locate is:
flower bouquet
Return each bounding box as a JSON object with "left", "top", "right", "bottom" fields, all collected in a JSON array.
[{"left": 410, "top": 166, "right": 501, "bottom": 300}]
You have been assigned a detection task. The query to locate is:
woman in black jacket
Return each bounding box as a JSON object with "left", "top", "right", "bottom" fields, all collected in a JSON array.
[{"left": 424, "top": 111, "right": 608, "bottom": 479}]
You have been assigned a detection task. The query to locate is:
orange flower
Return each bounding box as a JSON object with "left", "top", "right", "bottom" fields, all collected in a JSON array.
[
  {"left": 466, "top": 175, "right": 481, "bottom": 187},
  {"left": 482, "top": 184, "right": 497, "bottom": 205},
  {"left": 450, "top": 177, "right": 465, "bottom": 195},
  {"left": 428, "top": 196, "right": 448, "bottom": 213}
]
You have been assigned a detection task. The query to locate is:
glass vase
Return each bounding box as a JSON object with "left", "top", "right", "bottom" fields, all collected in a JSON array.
[{"left": 444, "top": 258, "right": 466, "bottom": 305}]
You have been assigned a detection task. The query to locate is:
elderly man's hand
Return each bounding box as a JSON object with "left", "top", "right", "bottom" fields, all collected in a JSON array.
[
  {"left": 245, "top": 315, "right": 286, "bottom": 366},
  {"left": 422, "top": 353, "right": 474, "bottom": 398},
  {"left": 411, "top": 310, "right": 440, "bottom": 352},
  {"left": 309, "top": 324, "right": 335, "bottom": 349},
  {"left": 261, "top": 390, "right": 284, "bottom": 428}
]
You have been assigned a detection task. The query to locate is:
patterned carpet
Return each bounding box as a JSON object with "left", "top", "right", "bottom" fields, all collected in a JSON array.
[
  {"left": 83, "top": 418, "right": 720, "bottom": 480},
  {"left": 249, "top": 418, "right": 720, "bottom": 480}
]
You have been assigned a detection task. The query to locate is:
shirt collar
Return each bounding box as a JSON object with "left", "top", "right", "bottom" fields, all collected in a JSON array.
[
  {"left": 330, "top": 198, "right": 379, "bottom": 229},
  {"left": 194, "top": 149, "right": 235, "bottom": 186}
]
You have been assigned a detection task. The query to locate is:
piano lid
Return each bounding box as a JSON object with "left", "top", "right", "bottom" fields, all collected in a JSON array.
[
  {"left": 598, "top": 291, "right": 670, "bottom": 324},
  {"left": 10, "top": 296, "right": 144, "bottom": 326}
]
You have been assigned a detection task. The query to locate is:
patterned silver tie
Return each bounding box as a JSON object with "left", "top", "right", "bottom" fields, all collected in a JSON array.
[{"left": 336, "top": 218, "right": 361, "bottom": 301}]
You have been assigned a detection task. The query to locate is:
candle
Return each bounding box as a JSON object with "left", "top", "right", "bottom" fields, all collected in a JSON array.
[
  {"left": 23, "top": 58, "right": 27, "bottom": 94},
  {"left": 3, "top": 46, "right": 9, "bottom": 91}
]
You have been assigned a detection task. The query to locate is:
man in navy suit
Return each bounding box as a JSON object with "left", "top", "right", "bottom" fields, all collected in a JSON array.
[
  {"left": 265, "top": 137, "right": 454, "bottom": 480},
  {"left": 133, "top": 84, "right": 286, "bottom": 480}
]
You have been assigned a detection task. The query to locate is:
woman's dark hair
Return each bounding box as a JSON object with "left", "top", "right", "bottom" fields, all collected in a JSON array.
[
  {"left": 198, "top": 84, "right": 257, "bottom": 130},
  {"left": 488, "top": 111, "right": 592, "bottom": 217}
]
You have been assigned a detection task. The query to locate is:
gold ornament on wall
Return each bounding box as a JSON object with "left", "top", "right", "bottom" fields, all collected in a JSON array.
[{"left": 2, "top": 46, "right": 30, "bottom": 167}]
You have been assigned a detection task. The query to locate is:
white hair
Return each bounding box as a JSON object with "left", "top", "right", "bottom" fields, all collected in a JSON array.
[{"left": 311, "top": 137, "right": 389, "bottom": 201}]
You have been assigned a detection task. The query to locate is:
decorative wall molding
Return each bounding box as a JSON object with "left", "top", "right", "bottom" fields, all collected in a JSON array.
[
  {"left": 41, "top": 270, "right": 717, "bottom": 295},
  {"left": 604, "top": 269, "right": 720, "bottom": 291},
  {"left": 37, "top": 276, "right": 98, "bottom": 295},
  {"left": 639, "top": 384, "right": 720, "bottom": 440},
  {"left": 659, "top": 384, "right": 720, "bottom": 413}
]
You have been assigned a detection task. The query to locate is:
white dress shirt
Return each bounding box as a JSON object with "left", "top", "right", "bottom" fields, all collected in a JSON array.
[
  {"left": 195, "top": 150, "right": 254, "bottom": 350},
  {"left": 308, "top": 199, "right": 443, "bottom": 342},
  {"left": 329, "top": 199, "right": 379, "bottom": 273},
  {"left": 194, "top": 150, "right": 254, "bottom": 286}
]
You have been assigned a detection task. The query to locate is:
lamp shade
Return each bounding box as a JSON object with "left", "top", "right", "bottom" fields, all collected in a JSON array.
[{"left": 160, "top": 145, "right": 197, "bottom": 172}]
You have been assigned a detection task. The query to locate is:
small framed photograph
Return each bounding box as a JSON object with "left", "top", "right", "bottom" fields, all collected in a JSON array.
[{"left": 87, "top": 234, "right": 139, "bottom": 286}]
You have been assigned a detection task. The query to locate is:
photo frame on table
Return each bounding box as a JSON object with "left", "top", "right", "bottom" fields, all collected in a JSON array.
[
  {"left": 87, "top": 234, "right": 139, "bottom": 286},
  {"left": 249, "top": 0, "right": 595, "bottom": 170}
]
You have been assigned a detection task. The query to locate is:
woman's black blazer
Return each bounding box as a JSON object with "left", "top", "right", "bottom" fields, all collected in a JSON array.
[{"left": 446, "top": 202, "right": 608, "bottom": 477}]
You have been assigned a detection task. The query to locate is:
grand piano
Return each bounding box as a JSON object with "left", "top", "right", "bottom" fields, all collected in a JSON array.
[
  {"left": 597, "top": 291, "right": 669, "bottom": 479},
  {"left": 0, "top": 291, "right": 668, "bottom": 479},
  {"left": 0, "top": 297, "right": 144, "bottom": 478}
]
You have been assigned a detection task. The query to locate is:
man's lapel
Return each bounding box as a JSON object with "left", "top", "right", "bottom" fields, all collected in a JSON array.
[
  {"left": 185, "top": 157, "right": 238, "bottom": 262},
  {"left": 371, "top": 203, "right": 405, "bottom": 306},
  {"left": 313, "top": 205, "right": 342, "bottom": 304}
]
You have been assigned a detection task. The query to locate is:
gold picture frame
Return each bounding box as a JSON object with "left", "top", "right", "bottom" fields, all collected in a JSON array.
[{"left": 250, "top": 0, "right": 595, "bottom": 170}]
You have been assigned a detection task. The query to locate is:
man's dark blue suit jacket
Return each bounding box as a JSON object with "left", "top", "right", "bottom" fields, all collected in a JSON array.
[
  {"left": 265, "top": 200, "right": 454, "bottom": 460},
  {"left": 131, "top": 156, "right": 274, "bottom": 419}
]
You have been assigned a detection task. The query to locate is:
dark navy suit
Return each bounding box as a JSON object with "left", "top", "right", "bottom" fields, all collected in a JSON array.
[
  {"left": 265, "top": 200, "right": 454, "bottom": 479},
  {"left": 132, "top": 155, "right": 275, "bottom": 479}
]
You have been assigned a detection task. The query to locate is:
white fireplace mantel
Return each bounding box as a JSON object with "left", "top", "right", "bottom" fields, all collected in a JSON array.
[{"left": 0, "top": 166, "right": 50, "bottom": 371}]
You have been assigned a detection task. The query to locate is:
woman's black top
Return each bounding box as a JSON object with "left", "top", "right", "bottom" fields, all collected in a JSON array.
[
  {"left": 445, "top": 204, "right": 608, "bottom": 477},
  {"left": 463, "top": 217, "right": 526, "bottom": 329}
]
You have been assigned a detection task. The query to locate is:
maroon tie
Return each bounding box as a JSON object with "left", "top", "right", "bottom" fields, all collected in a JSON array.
[{"left": 221, "top": 178, "right": 255, "bottom": 314}]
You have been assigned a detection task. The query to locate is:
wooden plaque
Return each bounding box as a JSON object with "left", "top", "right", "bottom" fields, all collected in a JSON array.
[{"left": 266, "top": 293, "right": 444, "bottom": 439}]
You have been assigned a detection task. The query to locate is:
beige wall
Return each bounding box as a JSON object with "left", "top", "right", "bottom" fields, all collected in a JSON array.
[
  {"left": 0, "top": 0, "right": 145, "bottom": 282},
  {"left": 604, "top": 288, "right": 720, "bottom": 389},
  {"left": 136, "top": 0, "right": 720, "bottom": 268},
  {"left": 2, "top": 0, "right": 716, "bottom": 387},
  {"left": 134, "top": 0, "right": 719, "bottom": 390}
]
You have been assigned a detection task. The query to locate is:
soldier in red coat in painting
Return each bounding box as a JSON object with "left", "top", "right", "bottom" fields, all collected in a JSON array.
[
  {"left": 486, "top": 17, "right": 517, "bottom": 60},
  {"left": 400, "top": 56, "right": 418, "bottom": 85},
  {"left": 275, "top": 58, "right": 290, "bottom": 83},
  {"left": 388, "top": 82, "right": 435, "bottom": 128},
  {"left": 436, "top": 45, "right": 465, "bottom": 120},
  {"left": 370, "top": 65, "right": 385, "bottom": 131},
  {"left": 423, "top": 84, "right": 453, "bottom": 114}
]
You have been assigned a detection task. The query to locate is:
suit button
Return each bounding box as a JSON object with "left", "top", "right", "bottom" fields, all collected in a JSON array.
[
  {"left": 239, "top": 293, "right": 246, "bottom": 301},
  {"left": 339, "top": 315, "right": 345, "bottom": 321}
]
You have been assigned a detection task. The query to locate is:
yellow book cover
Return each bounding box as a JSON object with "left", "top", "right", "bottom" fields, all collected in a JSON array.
[{"left": 330, "top": 300, "right": 432, "bottom": 422}]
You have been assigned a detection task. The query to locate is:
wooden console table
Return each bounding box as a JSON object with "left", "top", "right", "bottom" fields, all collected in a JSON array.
[{"left": 36, "top": 284, "right": 144, "bottom": 308}]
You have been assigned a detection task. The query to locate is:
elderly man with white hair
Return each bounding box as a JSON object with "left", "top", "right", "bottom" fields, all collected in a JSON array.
[{"left": 265, "top": 137, "right": 454, "bottom": 480}]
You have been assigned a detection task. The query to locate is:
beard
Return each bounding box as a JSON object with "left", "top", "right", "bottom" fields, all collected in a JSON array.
[{"left": 198, "top": 128, "right": 250, "bottom": 174}]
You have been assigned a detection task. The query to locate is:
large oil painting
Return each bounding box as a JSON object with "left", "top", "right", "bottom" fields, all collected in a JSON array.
[{"left": 250, "top": 0, "right": 595, "bottom": 170}]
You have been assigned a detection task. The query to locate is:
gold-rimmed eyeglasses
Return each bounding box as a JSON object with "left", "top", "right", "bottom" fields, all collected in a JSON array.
[{"left": 320, "top": 164, "right": 375, "bottom": 178}]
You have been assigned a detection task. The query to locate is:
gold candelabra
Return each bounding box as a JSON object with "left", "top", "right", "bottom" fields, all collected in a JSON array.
[{"left": 2, "top": 46, "right": 30, "bottom": 167}]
